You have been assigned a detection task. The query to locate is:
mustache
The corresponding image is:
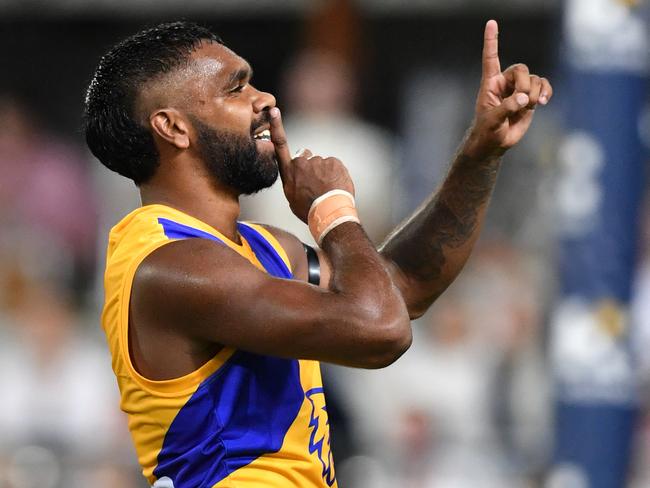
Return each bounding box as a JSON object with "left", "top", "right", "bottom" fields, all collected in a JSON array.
[{"left": 250, "top": 110, "right": 272, "bottom": 134}]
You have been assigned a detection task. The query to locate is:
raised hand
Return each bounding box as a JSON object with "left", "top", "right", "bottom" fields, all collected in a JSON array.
[
  {"left": 269, "top": 107, "right": 355, "bottom": 223},
  {"left": 463, "top": 20, "right": 553, "bottom": 160}
]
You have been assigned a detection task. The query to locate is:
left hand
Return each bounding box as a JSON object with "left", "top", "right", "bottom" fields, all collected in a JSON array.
[
  {"left": 269, "top": 107, "right": 355, "bottom": 223},
  {"left": 463, "top": 20, "right": 553, "bottom": 160}
]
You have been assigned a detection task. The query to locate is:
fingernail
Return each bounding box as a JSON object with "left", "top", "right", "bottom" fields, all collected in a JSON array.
[
  {"left": 539, "top": 94, "right": 548, "bottom": 105},
  {"left": 294, "top": 148, "right": 306, "bottom": 157},
  {"left": 270, "top": 107, "right": 280, "bottom": 118},
  {"left": 516, "top": 93, "right": 529, "bottom": 106}
]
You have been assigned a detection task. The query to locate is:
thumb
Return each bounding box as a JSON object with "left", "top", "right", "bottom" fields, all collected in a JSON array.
[{"left": 490, "top": 92, "right": 529, "bottom": 125}]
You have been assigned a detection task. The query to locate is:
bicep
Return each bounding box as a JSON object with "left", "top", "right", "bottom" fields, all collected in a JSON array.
[{"left": 378, "top": 247, "right": 447, "bottom": 320}]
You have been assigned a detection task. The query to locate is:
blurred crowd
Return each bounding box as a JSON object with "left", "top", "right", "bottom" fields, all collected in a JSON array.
[{"left": 0, "top": 1, "right": 649, "bottom": 487}]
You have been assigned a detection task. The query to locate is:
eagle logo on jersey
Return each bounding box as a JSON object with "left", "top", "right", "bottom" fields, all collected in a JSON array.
[{"left": 306, "top": 387, "right": 336, "bottom": 486}]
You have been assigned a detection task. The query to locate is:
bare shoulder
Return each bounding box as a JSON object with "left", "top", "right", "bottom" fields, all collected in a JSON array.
[{"left": 132, "top": 238, "right": 268, "bottom": 324}]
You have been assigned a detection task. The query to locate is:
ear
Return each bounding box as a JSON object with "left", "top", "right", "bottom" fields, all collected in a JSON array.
[{"left": 150, "top": 109, "right": 190, "bottom": 150}]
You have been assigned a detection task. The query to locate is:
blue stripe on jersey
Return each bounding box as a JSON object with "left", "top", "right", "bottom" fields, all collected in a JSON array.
[
  {"left": 158, "top": 218, "right": 292, "bottom": 280},
  {"left": 237, "top": 223, "right": 293, "bottom": 279},
  {"left": 158, "top": 218, "right": 225, "bottom": 243},
  {"left": 153, "top": 352, "right": 304, "bottom": 487}
]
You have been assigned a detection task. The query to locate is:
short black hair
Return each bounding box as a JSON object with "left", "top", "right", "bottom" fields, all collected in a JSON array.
[{"left": 83, "top": 21, "right": 223, "bottom": 184}]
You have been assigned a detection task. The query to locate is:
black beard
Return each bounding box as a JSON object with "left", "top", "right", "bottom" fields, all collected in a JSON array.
[{"left": 192, "top": 117, "right": 278, "bottom": 196}]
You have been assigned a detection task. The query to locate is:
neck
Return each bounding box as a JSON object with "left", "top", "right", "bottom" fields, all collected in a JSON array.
[{"left": 139, "top": 159, "right": 242, "bottom": 243}]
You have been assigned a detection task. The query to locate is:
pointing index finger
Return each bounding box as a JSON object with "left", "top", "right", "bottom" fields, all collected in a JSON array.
[
  {"left": 269, "top": 107, "right": 292, "bottom": 179},
  {"left": 482, "top": 19, "right": 501, "bottom": 79}
]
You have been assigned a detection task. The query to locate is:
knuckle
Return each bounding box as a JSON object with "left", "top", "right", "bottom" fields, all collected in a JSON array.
[
  {"left": 511, "top": 63, "right": 529, "bottom": 74},
  {"left": 325, "top": 157, "right": 341, "bottom": 166},
  {"left": 294, "top": 157, "right": 308, "bottom": 167}
]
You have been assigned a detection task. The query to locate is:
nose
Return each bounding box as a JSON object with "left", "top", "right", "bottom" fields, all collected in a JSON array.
[{"left": 252, "top": 88, "right": 276, "bottom": 114}]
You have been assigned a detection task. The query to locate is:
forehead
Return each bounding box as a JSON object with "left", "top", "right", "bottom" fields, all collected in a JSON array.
[{"left": 187, "top": 41, "right": 251, "bottom": 84}]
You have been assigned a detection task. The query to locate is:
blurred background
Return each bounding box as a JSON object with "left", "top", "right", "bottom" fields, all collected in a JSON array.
[{"left": 0, "top": 0, "right": 648, "bottom": 487}]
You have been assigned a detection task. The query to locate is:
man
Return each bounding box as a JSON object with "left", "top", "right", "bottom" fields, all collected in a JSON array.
[{"left": 84, "top": 19, "right": 551, "bottom": 488}]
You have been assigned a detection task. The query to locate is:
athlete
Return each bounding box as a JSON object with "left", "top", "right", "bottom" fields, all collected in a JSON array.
[{"left": 84, "top": 19, "right": 551, "bottom": 488}]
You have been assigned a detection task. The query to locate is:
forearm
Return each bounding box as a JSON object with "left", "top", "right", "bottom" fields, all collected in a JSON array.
[
  {"left": 319, "top": 221, "right": 411, "bottom": 367},
  {"left": 380, "top": 140, "right": 501, "bottom": 318}
]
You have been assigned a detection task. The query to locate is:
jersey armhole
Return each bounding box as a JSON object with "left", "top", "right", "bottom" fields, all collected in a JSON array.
[{"left": 117, "top": 239, "right": 235, "bottom": 397}]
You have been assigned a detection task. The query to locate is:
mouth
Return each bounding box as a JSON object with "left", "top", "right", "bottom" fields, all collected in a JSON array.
[{"left": 252, "top": 127, "right": 271, "bottom": 142}]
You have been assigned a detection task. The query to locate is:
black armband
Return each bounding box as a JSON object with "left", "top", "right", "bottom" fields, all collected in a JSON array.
[{"left": 303, "top": 243, "right": 320, "bottom": 286}]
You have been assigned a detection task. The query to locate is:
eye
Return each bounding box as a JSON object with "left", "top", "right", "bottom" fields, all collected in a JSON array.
[{"left": 230, "top": 84, "right": 245, "bottom": 94}]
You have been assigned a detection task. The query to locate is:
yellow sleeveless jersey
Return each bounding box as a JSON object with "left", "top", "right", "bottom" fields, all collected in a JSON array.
[{"left": 101, "top": 204, "right": 337, "bottom": 488}]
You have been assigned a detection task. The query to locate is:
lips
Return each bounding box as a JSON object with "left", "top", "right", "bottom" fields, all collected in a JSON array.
[
  {"left": 253, "top": 128, "right": 271, "bottom": 141},
  {"left": 252, "top": 114, "right": 271, "bottom": 141}
]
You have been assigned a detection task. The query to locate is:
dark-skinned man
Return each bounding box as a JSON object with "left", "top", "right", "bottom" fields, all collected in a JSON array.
[{"left": 84, "top": 19, "right": 552, "bottom": 488}]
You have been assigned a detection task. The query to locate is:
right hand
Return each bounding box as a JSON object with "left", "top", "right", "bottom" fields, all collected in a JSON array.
[
  {"left": 269, "top": 107, "right": 355, "bottom": 224},
  {"left": 462, "top": 20, "right": 553, "bottom": 161}
]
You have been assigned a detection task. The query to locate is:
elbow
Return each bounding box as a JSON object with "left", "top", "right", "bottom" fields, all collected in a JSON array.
[
  {"left": 404, "top": 286, "right": 446, "bottom": 320},
  {"left": 401, "top": 295, "right": 431, "bottom": 321},
  {"left": 360, "top": 314, "right": 413, "bottom": 369},
  {"left": 407, "top": 306, "right": 427, "bottom": 321}
]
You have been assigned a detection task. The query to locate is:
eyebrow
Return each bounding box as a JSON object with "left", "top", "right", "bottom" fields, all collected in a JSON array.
[{"left": 227, "top": 65, "right": 253, "bottom": 87}]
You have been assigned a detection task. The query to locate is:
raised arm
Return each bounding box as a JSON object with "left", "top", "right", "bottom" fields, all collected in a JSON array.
[{"left": 380, "top": 20, "right": 552, "bottom": 318}]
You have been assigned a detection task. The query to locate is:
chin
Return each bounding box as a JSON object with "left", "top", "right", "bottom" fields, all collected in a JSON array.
[
  {"left": 257, "top": 144, "right": 277, "bottom": 165},
  {"left": 238, "top": 157, "right": 279, "bottom": 196}
]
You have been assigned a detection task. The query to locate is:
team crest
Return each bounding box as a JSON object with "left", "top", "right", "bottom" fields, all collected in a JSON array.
[{"left": 305, "top": 387, "right": 336, "bottom": 486}]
